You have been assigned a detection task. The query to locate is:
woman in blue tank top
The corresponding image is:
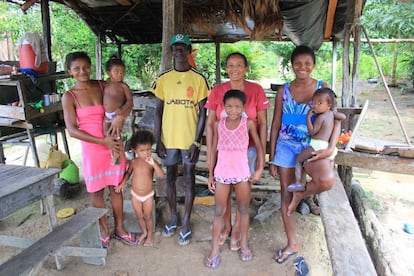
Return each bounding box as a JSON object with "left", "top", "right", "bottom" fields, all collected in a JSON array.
[{"left": 268, "top": 45, "right": 341, "bottom": 264}]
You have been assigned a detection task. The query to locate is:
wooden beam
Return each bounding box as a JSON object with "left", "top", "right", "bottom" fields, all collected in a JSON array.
[
  {"left": 115, "top": 0, "right": 132, "bottom": 6},
  {"left": 215, "top": 40, "right": 220, "bottom": 85},
  {"left": 319, "top": 172, "right": 377, "bottom": 275},
  {"left": 335, "top": 150, "right": 414, "bottom": 175},
  {"left": 351, "top": 38, "right": 414, "bottom": 43},
  {"left": 161, "top": 0, "right": 183, "bottom": 72},
  {"left": 345, "top": 100, "right": 368, "bottom": 151},
  {"left": 40, "top": 0, "right": 52, "bottom": 62},
  {"left": 351, "top": 25, "right": 361, "bottom": 106},
  {"left": 324, "top": 0, "right": 338, "bottom": 40},
  {"left": 21, "top": 0, "right": 37, "bottom": 13}
]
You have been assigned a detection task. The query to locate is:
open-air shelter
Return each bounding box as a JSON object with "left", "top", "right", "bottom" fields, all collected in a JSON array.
[{"left": 2, "top": 0, "right": 413, "bottom": 275}]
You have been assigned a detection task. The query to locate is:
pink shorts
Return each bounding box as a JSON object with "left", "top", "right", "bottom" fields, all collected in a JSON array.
[{"left": 131, "top": 189, "right": 154, "bottom": 203}]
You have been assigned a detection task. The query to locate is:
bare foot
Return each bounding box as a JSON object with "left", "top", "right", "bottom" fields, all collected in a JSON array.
[
  {"left": 287, "top": 191, "right": 305, "bottom": 216},
  {"left": 143, "top": 233, "right": 153, "bottom": 247},
  {"left": 143, "top": 238, "right": 153, "bottom": 247},
  {"left": 218, "top": 229, "right": 231, "bottom": 246},
  {"left": 137, "top": 233, "right": 147, "bottom": 245}
]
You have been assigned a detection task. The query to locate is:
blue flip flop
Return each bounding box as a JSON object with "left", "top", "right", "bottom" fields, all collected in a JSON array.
[
  {"left": 274, "top": 250, "right": 297, "bottom": 264},
  {"left": 205, "top": 252, "right": 220, "bottom": 269},
  {"left": 294, "top": 256, "right": 309, "bottom": 276},
  {"left": 162, "top": 223, "right": 177, "bottom": 237},
  {"left": 287, "top": 183, "right": 306, "bottom": 192},
  {"left": 178, "top": 230, "right": 192, "bottom": 246}
]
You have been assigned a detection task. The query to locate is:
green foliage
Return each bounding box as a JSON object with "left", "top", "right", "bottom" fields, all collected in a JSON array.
[{"left": 1, "top": 0, "right": 413, "bottom": 91}]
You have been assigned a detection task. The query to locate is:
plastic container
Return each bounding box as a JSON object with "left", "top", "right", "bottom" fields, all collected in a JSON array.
[{"left": 18, "top": 44, "right": 48, "bottom": 73}]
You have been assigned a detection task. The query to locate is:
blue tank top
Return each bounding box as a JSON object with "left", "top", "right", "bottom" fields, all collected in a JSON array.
[{"left": 279, "top": 80, "right": 322, "bottom": 145}]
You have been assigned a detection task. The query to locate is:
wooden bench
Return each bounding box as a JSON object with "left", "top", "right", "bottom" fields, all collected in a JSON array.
[
  {"left": 0, "top": 207, "right": 107, "bottom": 275},
  {"left": 318, "top": 173, "right": 377, "bottom": 275}
]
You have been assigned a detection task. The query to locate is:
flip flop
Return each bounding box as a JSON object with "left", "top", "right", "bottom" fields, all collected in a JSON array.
[
  {"left": 101, "top": 236, "right": 110, "bottom": 249},
  {"left": 205, "top": 252, "right": 220, "bottom": 269},
  {"left": 287, "top": 183, "right": 306, "bottom": 192},
  {"left": 274, "top": 249, "right": 297, "bottom": 264},
  {"left": 240, "top": 247, "right": 253, "bottom": 262},
  {"left": 230, "top": 238, "right": 241, "bottom": 251},
  {"left": 178, "top": 230, "right": 192, "bottom": 246},
  {"left": 162, "top": 223, "right": 177, "bottom": 237},
  {"left": 294, "top": 256, "right": 310, "bottom": 276},
  {"left": 113, "top": 232, "right": 137, "bottom": 246}
]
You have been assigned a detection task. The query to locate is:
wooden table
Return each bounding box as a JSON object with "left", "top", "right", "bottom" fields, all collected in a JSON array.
[{"left": 0, "top": 164, "right": 60, "bottom": 230}]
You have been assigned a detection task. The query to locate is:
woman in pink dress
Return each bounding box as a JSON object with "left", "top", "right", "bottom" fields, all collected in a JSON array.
[
  {"left": 62, "top": 51, "right": 136, "bottom": 248},
  {"left": 205, "top": 52, "right": 269, "bottom": 251}
]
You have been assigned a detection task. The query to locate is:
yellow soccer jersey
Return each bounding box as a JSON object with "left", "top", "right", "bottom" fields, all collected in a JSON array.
[{"left": 151, "top": 68, "right": 210, "bottom": 149}]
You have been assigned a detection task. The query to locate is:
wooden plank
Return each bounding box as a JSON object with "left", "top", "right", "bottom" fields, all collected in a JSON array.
[
  {"left": 345, "top": 100, "right": 368, "bottom": 151},
  {"left": 319, "top": 173, "right": 376, "bottom": 275},
  {"left": 0, "top": 236, "right": 35, "bottom": 249},
  {"left": 0, "top": 165, "right": 60, "bottom": 220},
  {"left": 335, "top": 149, "right": 414, "bottom": 175},
  {"left": 324, "top": 0, "right": 338, "bottom": 40},
  {"left": 0, "top": 207, "right": 107, "bottom": 275}
]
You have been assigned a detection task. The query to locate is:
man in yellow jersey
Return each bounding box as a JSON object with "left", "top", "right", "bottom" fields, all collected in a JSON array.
[{"left": 152, "top": 34, "right": 210, "bottom": 245}]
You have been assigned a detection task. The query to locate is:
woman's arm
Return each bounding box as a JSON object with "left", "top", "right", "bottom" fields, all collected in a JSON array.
[
  {"left": 248, "top": 119, "right": 264, "bottom": 182},
  {"left": 62, "top": 92, "right": 117, "bottom": 149},
  {"left": 268, "top": 87, "right": 283, "bottom": 178},
  {"left": 256, "top": 109, "right": 268, "bottom": 156}
]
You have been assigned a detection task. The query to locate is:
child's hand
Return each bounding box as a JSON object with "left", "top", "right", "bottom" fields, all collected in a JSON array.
[
  {"left": 208, "top": 175, "right": 216, "bottom": 194},
  {"left": 115, "top": 183, "right": 124, "bottom": 193},
  {"left": 249, "top": 171, "right": 262, "bottom": 183},
  {"left": 144, "top": 156, "right": 155, "bottom": 166}
]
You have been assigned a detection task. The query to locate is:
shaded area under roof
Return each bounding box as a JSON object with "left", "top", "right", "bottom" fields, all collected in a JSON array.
[{"left": 12, "top": 0, "right": 365, "bottom": 50}]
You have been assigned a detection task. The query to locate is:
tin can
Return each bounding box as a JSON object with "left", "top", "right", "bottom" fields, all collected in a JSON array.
[{"left": 43, "top": 94, "right": 50, "bottom": 106}]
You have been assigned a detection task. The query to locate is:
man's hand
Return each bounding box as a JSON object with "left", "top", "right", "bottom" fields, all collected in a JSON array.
[
  {"left": 155, "top": 141, "right": 167, "bottom": 159},
  {"left": 186, "top": 143, "right": 200, "bottom": 163}
]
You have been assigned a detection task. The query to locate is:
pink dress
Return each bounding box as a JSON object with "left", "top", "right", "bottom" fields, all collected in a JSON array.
[
  {"left": 66, "top": 89, "right": 126, "bottom": 193},
  {"left": 214, "top": 117, "right": 250, "bottom": 184}
]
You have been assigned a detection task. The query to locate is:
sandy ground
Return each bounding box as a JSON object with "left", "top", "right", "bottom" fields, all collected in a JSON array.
[{"left": 1, "top": 81, "right": 413, "bottom": 275}]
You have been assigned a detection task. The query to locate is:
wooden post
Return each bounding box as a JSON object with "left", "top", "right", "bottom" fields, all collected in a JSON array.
[
  {"left": 215, "top": 39, "right": 221, "bottom": 85},
  {"left": 331, "top": 39, "right": 337, "bottom": 92},
  {"left": 342, "top": 26, "right": 351, "bottom": 108},
  {"left": 351, "top": 25, "right": 361, "bottom": 107},
  {"left": 40, "top": 0, "right": 52, "bottom": 62},
  {"left": 161, "top": 0, "right": 183, "bottom": 72},
  {"left": 95, "top": 37, "right": 102, "bottom": 80}
]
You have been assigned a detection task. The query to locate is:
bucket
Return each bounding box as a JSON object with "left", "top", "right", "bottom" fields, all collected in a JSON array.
[{"left": 18, "top": 44, "right": 48, "bottom": 73}]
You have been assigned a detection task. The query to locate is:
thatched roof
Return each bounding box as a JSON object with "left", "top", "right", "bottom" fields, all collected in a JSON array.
[{"left": 12, "top": 0, "right": 365, "bottom": 50}]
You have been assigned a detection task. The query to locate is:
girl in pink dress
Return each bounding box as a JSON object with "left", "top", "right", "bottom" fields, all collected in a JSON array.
[
  {"left": 206, "top": 90, "right": 264, "bottom": 268},
  {"left": 62, "top": 52, "right": 136, "bottom": 248}
]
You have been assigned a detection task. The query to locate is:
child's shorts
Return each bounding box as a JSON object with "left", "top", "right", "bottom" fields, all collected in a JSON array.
[
  {"left": 269, "top": 139, "right": 307, "bottom": 168},
  {"left": 160, "top": 148, "right": 197, "bottom": 166}
]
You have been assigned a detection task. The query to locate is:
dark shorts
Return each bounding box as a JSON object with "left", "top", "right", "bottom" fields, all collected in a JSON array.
[{"left": 160, "top": 149, "right": 197, "bottom": 166}]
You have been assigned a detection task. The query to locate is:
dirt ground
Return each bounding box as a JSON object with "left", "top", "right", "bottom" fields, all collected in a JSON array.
[{"left": 1, "top": 80, "right": 414, "bottom": 276}]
